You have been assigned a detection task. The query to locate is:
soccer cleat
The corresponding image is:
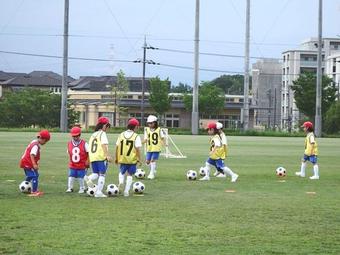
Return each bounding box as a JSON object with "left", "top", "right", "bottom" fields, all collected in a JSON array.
[
  {"left": 78, "top": 188, "right": 85, "bottom": 194},
  {"left": 28, "top": 191, "right": 44, "bottom": 197},
  {"left": 84, "top": 175, "right": 95, "bottom": 188},
  {"left": 231, "top": 174, "right": 239, "bottom": 182},
  {"left": 147, "top": 174, "right": 155, "bottom": 180},
  {"left": 66, "top": 188, "right": 73, "bottom": 193},
  {"left": 295, "top": 172, "right": 305, "bottom": 177},
  {"left": 94, "top": 192, "right": 107, "bottom": 198},
  {"left": 309, "top": 175, "right": 319, "bottom": 180},
  {"left": 216, "top": 173, "right": 226, "bottom": 178},
  {"left": 199, "top": 176, "right": 210, "bottom": 181},
  {"left": 213, "top": 171, "right": 219, "bottom": 177}
]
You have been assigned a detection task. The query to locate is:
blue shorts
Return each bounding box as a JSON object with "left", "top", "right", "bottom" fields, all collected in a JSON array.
[
  {"left": 146, "top": 152, "right": 160, "bottom": 161},
  {"left": 303, "top": 155, "right": 318, "bottom": 164},
  {"left": 207, "top": 158, "right": 225, "bottom": 173},
  {"left": 120, "top": 164, "right": 137, "bottom": 175},
  {"left": 69, "top": 168, "right": 86, "bottom": 178},
  {"left": 91, "top": 161, "right": 108, "bottom": 174},
  {"left": 24, "top": 168, "right": 39, "bottom": 178}
]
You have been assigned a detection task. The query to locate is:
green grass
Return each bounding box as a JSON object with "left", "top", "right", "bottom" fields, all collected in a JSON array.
[{"left": 1, "top": 132, "right": 340, "bottom": 255}]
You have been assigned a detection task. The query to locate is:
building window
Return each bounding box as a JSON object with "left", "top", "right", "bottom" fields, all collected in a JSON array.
[{"left": 164, "top": 113, "right": 179, "bottom": 128}]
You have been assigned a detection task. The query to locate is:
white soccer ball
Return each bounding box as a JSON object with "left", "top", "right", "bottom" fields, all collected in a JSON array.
[
  {"left": 186, "top": 170, "right": 197, "bottom": 180},
  {"left": 86, "top": 185, "right": 97, "bottom": 197},
  {"left": 132, "top": 181, "right": 145, "bottom": 194},
  {"left": 106, "top": 184, "right": 119, "bottom": 196},
  {"left": 276, "top": 167, "right": 287, "bottom": 177},
  {"left": 19, "top": 181, "right": 32, "bottom": 193},
  {"left": 199, "top": 167, "right": 206, "bottom": 176},
  {"left": 134, "top": 169, "right": 146, "bottom": 179}
]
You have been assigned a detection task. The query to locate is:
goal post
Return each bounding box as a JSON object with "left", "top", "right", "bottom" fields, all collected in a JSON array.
[{"left": 143, "top": 128, "right": 187, "bottom": 159}]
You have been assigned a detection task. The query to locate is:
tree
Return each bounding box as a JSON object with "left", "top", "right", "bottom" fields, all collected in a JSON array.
[
  {"left": 210, "top": 74, "right": 251, "bottom": 95},
  {"left": 0, "top": 88, "right": 79, "bottom": 128},
  {"left": 324, "top": 101, "right": 340, "bottom": 134},
  {"left": 183, "top": 81, "right": 225, "bottom": 116},
  {"left": 291, "top": 73, "right": 336, "bottom": 122},
  {"left": 111, "top": 70, "right": 129, "bottom": 126},
  {"left": 148, "top": 77, "right": 172, "bottom": 121},
  {"left": 171, "top": 82, "right": 192, "bottom": 93}
]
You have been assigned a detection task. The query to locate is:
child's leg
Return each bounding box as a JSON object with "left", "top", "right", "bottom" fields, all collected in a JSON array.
[
  {"left": 124, "top": 175, "right": 133, "bottom": 196},
  {"left": 312, "top": 164, "right": 319, "bottom": 177},
  {"left": 67, "top": 169, "right": 75, "bottom": 191},
  {"left": 31, "top": 171, "right": 39, "bottom": 192},
  {"left": 24, "top": 169, "right": 33, "bottom": 182},
  {"left": 78, "top": 170, "right": 86, "bottom": 192},
  {"left": 97, "top": 174, "right": 105, "bottom": 194}
]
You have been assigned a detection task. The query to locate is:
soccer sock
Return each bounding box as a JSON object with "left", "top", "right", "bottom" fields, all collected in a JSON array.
[
  {"left": 313, "top": 164, "right": 319, "bottom": 177},
  {"left": 223, "top": 166, "right": 235, "bottom": 177},
  {"left": 124, "top": 176, "right": 133, "bottom": 194},
  {"left": 97, "top": 175, "right": 105, "bottom": 193},
  {"left": 151, "top": 162, "right": 156, "bottom": 175},
  {"left": 300, "top": 162, "right": 307, "bottom": 175},
  {"left": 78, "top": 178, "right": 85, "bottom": 190},
  {"left": 68, "top": 177, "right": 75, "bottom": 189},
  {"left": 119, "top": 172, "right": 125, "bottom": 185},
  {"left": 32, "top": 176, "right": 38, "bottom": 192},
  {"left": 204, "top": 162, "right": 211, "bottom": 176}
]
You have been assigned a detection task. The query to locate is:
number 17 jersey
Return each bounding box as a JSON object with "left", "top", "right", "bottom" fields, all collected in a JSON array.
[{"left": 116, "top": 130, "right": 142, "bottom": 164}]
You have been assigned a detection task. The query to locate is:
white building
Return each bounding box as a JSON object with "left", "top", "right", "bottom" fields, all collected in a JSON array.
[{"left": 281, "top": 38, "right": 340, "bottom": 130}]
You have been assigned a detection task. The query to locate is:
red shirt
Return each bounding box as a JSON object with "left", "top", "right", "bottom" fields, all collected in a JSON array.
[
  {"left": 20, "top": 140, "right": 40, "bottom": 169},
  {"left": 68, "top": 139, "right": 88, "bottom": 170}
]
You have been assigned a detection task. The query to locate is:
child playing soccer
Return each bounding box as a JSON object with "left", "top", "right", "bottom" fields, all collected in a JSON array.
[
  {"left": 214, "top": 122, "right": 239, "bottom": 181},
  {"left": 19, "top": 130, "right": 51, "bottom": 197},
  {"left": 115, "top": 118, "right": 142, "bottom": 197},
  {"left": 200, "top": 122, "right": 238, "bottom": 182},
  {"left": 85, "top": 116, "right": 112, "bottom": 198},
  {"left": 143, "top": 115, "right": 165, "bottom": 179},
  {"left": 295, "top": 121, "right": 319, "bottom": 180},
  {"left": 66, "top": 126, "right": 89, "bottom": 193}
]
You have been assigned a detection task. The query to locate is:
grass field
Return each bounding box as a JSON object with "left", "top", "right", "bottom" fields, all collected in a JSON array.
[{"left": 1, "top": 132, "right": 340, "bottom": 255}]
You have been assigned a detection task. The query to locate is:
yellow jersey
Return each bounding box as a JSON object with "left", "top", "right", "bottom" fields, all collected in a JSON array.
[
  {"left": 304, "top": 132, "right": 318, "bottom": 156},
  {"left": 89, "top": 130, "right": 108, "bottom": 162},
  {"left": 117, "top": 132, "right": 139, "bottom": 164},
  {"left": 210, "top": 134, "right": 225, "bottom": 160},
  {"left": 145, "top": 127, "right": 163, "bottom": 152},
  {"left": 219, "top": 131, "right": 228, "bottom": 159}
]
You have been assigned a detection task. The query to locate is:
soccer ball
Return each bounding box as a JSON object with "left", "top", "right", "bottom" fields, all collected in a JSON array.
[
  {"left": 86, "top": 185, "right": 97, "bottom": 197},
  {"left": 106, "top": 184, "right": 119, "bottom": 196},
  {"left": 132, "top": 182, "right": 145, "bottom": 194},
  {"left": 186, "top": 170, "right": 197, "bottom": 180},
  {"left": 19, "top": 181, "right": 32, "bottom": 193},
  {"left": 276, "top": 167, "right": 287, "bottom": 177},
  {"left": 199, "top": 167, "right": 206, "bottom": 176},
  {"left": 134, "top": 169, "right": 146, "bottom": 179}
]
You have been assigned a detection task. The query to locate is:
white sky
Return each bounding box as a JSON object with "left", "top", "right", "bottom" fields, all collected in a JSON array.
[{"left": 0, "top": 0, "right": 339, "bottom": 85}]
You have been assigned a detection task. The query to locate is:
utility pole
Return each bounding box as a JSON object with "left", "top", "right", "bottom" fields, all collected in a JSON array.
[
  {"left": 315, "top": 0, "right": 323, "bottom": 136},
  {"left": 141, "top": 36, "right": 147, "bottom": 126},
  {"left": 60, "top": 0, "right": 69, "bottom": 132},
  {"left": 273, "top": 87, "right": 277, "bottom": 128},
  {"left": 192, "top": 0, "right": 200, "bottom": 135},
  {"left": 242, "top": 0, "right": 250, "bottom": 131}
]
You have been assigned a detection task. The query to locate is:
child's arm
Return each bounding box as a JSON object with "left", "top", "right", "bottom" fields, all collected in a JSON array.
[
  {"left": 135, "top": 147, "right": 142, "bottom": 167},
  {"left": 114, "top": 145, "right": 119, "bottom": 164},
  {"left": 30, "top": 154, "right": 38, "bottom": 170},
  {"left": 102, "top": 144, "right": 112, "bottom": 162}
]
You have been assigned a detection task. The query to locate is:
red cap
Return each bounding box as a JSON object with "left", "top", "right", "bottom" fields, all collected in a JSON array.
[
  {"left": 38, "top": 130, "right": 51, "bottom": 141},
  {"left": 70, "top": 127, "right": 81, "bottom": 137},
  {"left": 207, "top": 122, "right": 217, "bottom": 129},
  {"left": 128, "top": 118, "right": 139, "bottom": 126},
  {"left": 97, "top": 117, "right": 110, "bottom": 125},
  {"left": 301, "top": 121, "right": 313, "bottom": 129}
]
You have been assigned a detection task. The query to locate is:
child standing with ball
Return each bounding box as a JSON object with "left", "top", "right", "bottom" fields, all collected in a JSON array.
[
  {"left": 19, "top": 130, "right": 51, "bottom": 197},
  {"left": 115, "top": 118, "right": 142, "bottom": 197},
  {"left": 66, "top": 126, "right": 89, "bottom": 193},
  {"left": 295, "top": 121, "right": 319, "bottom": 180},
  {"left": 85, "top": 117, "right": 112, "bottom": 198},
  {"left": 200, "top": 122, "right": 238, "bottom": 182}
]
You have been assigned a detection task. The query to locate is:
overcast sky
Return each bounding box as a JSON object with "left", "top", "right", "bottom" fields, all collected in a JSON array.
[{"left": 0, "top": 0, "right": 339, "bottom": 85}]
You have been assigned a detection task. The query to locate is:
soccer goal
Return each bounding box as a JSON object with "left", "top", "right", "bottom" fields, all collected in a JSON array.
[{"left": 144, "top": 128, "right": 187, "bottom": 159}]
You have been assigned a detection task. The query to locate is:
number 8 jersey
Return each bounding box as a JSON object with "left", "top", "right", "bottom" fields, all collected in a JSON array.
[{"left": 67, "top": 139, "right": 89, "bottom": 169}]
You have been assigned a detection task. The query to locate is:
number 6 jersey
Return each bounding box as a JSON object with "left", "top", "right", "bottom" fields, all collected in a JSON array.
[{"left": 68, "top": 139, "right": 89, "bottom": 169}]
